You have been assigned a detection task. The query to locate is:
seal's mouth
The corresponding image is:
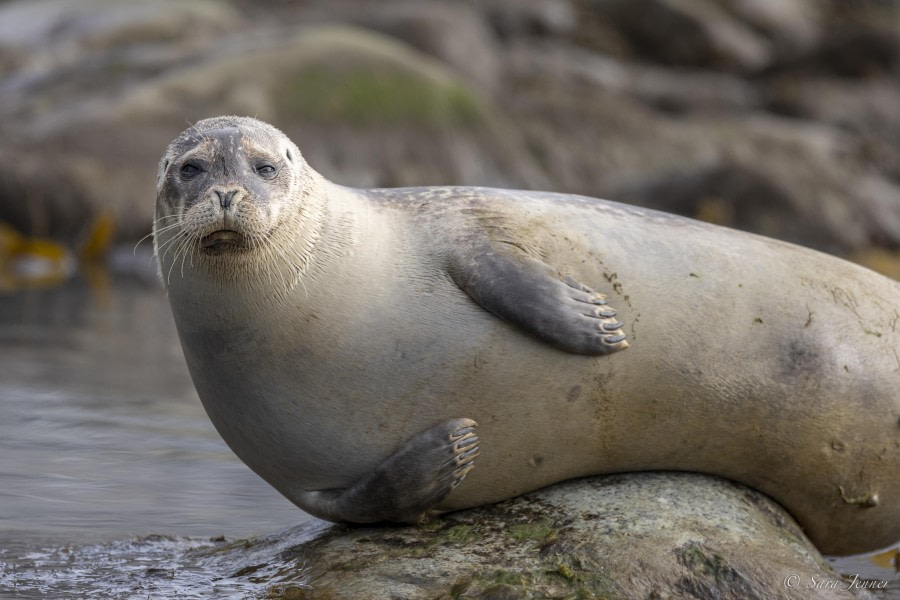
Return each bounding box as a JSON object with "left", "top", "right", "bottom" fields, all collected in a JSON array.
[{"left": 200, "top": 230, "right": 246, "bottom": 254}]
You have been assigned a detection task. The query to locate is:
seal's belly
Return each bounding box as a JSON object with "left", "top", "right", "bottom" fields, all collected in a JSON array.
[{"left": 180, "top": 282, "right": 611, "bottom": 492}]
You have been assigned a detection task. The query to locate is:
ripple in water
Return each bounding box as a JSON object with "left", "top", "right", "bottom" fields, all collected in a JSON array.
[{"left": 0, "top": 522, "right": 326, "bottom": 600}]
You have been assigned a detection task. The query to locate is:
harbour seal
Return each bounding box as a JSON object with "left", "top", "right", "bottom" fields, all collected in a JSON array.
[{"left": 154, "top": 116, "right": 900, "bottom": 556}]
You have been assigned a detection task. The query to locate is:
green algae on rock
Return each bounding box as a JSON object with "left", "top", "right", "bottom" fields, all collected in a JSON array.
[
  {"left": 194, "top": 473, "right": 871, "bottom": 599},
  {"left": 273, "top": 27, "right": 485, "bottom": 127}
]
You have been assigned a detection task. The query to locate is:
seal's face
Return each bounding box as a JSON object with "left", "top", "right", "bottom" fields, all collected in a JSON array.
[{"left": 155, "top": 118, "right": 301, "bottom": 262}]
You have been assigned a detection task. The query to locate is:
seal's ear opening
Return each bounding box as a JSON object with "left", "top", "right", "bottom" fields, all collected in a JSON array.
[{"left": 285, "top": 148, "right": 293, "bottom": 163}]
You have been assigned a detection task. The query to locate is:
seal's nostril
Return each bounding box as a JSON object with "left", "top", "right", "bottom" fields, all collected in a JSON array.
[{"left": 215, "top": 189, "right": 238, "bottom": 209}]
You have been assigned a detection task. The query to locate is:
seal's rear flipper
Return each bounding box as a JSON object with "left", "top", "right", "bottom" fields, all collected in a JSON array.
[
  {"left": 449, "top": 246, "right": 628, "bottom": 355},
  {"left": 292, "top": 419, "right": 479, "bottom": 524}
]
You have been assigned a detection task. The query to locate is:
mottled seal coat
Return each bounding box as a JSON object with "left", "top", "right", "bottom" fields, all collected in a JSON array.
[{"left": 154, "top": 116, "right": 900, "bottom": 555}]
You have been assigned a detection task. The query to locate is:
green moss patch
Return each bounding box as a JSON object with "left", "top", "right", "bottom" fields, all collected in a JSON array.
[
  {"left": 270, "top": 26, "right": 487, "bottom": 128},
  {"left": 278, "top": 65, "right": 483, "bottom": 127},
  {"left": 507, "top": 519, "right": 558, "bottom": 543}
]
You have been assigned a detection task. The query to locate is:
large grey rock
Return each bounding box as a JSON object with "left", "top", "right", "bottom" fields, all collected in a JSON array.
[
  {"left": 342, "top": 1, "right": 504, "bottom": 94},
  {"left": 191, "top": 473, "right": 870, "bottom": 599},
  {"left": 507, "top": 42, "right": 762, "bottom": 112},
  {"left": 464, "top": 0, "right": 577, "bottom": 39},
  {"left": 0, "top": 0, "right": 240, "bottom": 53},
  {"left": 511, "top": 78, "right": 900, "bottom": 254},
  {"left": 0, "top": 0, "right": 242, "bottom": 84},
  {"left": 585, "top": 0, "right": 772, "bottom": 71},
  {"left": 0, "top": 18, "right": 544, "bottom": 241},
  {"left": 722, "top": 0, "right": 823, "bottom": 58},
  {"left": 767, "top": 77, "right": 900, "bottom": 176},
  {"left": 771, "top": 27, "right": 900, "bottom": 79}
]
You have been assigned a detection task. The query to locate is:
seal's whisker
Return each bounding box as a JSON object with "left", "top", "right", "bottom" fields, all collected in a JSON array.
[
  {"left": 166, "top": 235, "right": 185, "bottom": 281},
  {"left": 155, "top": 233, "right": 180, "bottom": 262},
  {"left": 189, "top": 235, "right": 198, "bottom": 269},
  {"left": 253, "top": 236, "right": 274, "bottom": 290},
  {"left": 142, "top": 221, "right": 183, "bottom": 253},
  {"left": 185, "top": 118, "right": 211, "bottom": 145},
  {"left": 261, "top": 235, "right": 279, "bottom": 294},
  {"left": 152, "top": 224, "right": 184, "bottom": 244},
  {"left": 179, "top": 234, "right": 191, "bottom": 278},
  {"left": 152, "top": 221, "right": 183, "bottom": 235},
  {"left": 134, "top": 233, "right": 153, "bottom": 255},
  {"left": 266, "top": 237, "right": 288, "bottom": 295},
  {"left": 189, "top": 232, "right": 201, "bottom": 271},
  {"left": 268, "top": 228, "right": 302, "bottom": 298},
  {"left": 139, "top": 219, "right": 181, "bottom": 254},
  {"left": 183, "top": 229, "right": 198, "bottom": 273},
  {"left": 165, "top": 242, "right": 179, "bottom": 286},
  {"left": 175, "top": 233, "right": 196, "bottom": 279},
  {"left": 165, "top": 231, "right": 193, "bottom": 285},
  {"left": 156, "top": 229, "right": 188, "bottom": 263}
]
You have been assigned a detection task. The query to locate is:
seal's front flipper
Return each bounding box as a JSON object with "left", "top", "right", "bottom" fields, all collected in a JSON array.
[
  {"left": 449, "top": 246, "right": 628, "bottom": 355},
  {"left": 293, "top": 419, "right": 479, "bottom": 524}
]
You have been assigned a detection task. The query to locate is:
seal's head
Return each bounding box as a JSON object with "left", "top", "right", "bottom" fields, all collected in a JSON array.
[{"left": 154, "top": 116, "right": 323, "bottom": 290}]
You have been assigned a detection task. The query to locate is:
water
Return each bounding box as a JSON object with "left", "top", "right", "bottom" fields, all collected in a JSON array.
[{"left": 0, "top": 258, "right": 311, "bottom": 597}]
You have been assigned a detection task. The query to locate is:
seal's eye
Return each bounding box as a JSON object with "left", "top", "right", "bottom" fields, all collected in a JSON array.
[
  {"left": 181, "top": 163, "right": 201, "bottom": 179},
  {"left": 255, "top": 163, "right": 277, "bottom": 179}
]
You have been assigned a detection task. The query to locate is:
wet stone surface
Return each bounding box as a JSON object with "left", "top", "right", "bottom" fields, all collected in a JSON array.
[{"left": 5, "top": 473, "right": 888, "bottom": 599}]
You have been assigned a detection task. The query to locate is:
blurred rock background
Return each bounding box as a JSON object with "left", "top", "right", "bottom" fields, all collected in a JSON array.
[{"left": 0, "top": 0, "right": 898, "bottom": 277}]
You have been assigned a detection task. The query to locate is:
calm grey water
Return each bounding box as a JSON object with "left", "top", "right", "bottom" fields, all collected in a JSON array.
[{"left": 0, "top": 259, "right": 310, "bottom": 597}]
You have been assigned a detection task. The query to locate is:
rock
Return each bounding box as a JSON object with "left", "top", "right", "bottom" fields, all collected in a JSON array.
[
  {"left": 192, "top": 473, "right": 869, "bottom": 599},
  {"left": 511, "top": 89, "right": 715, "bottom": 196},
  {"left": 612, "top": 163, "right": 812, "bottom": 244},
  {"left": 0, "top": 17, "right": 544, "bottom": 241},
  {"left": 124, "top": 24, "right": 542, "bottom": 188},
  {"left": 705, "top": 115, "right": 900, "bottom": 253},
  {"left": 464, "top": 0, "right": 577, "bottom": 39},
  {"left": 722, "top": 0, "right": 823, "bottom": 58},
  {"left": 510, "top": 73, "right": 900, "bottom": 255},
  {"left": 614, "top": 117, "right": 900, "bottom": 254},
  {"left": 0, "top": 0, "right": 240, "bottom": 53},
  {"left": 611, "top": 160, "right": 900, "bottom": 253},
  {"left": 0, "top": 0, "right": 245, "bottom": 241},
  {"left": 584, "top": 0, "right": 773, "bottom": 71},
  {"left": 766, "top": 76, "right": 900, "bottom": 183},
  {"left": 0, "top": 0, "right": 242, "bottom": 87},
  {"left": 763, "top": 0, "right": 899, "bottom": 79},
  {"left": 507, "top": 42, "right": 762, "bottom": 113},
  {"left": 341, "top": 1, "right": 503, "bottom": 93},
  {"left": 768, "top": 77, "right": 900, "bottom": 146}
]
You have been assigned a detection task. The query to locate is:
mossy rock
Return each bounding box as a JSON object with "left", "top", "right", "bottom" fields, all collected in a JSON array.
[
  {"left": 273, "top": 27, "right": 486, "bottom": 127},
  {"left": 506, "top": 519, "right": 557, "bottom": 543},
  {"left": 0, "top": 22, "right": 524, "bottom": 241},
  {"left": 113, "top": 25, "right": 488, "bottom": 130},
  {"left": 180, "top": 473, "right": 868, "bottom": 599}
]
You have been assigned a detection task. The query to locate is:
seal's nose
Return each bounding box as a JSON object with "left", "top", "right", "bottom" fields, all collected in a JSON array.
[{"left": 215, "top": 189, "right": 238, "bottom": 209}]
